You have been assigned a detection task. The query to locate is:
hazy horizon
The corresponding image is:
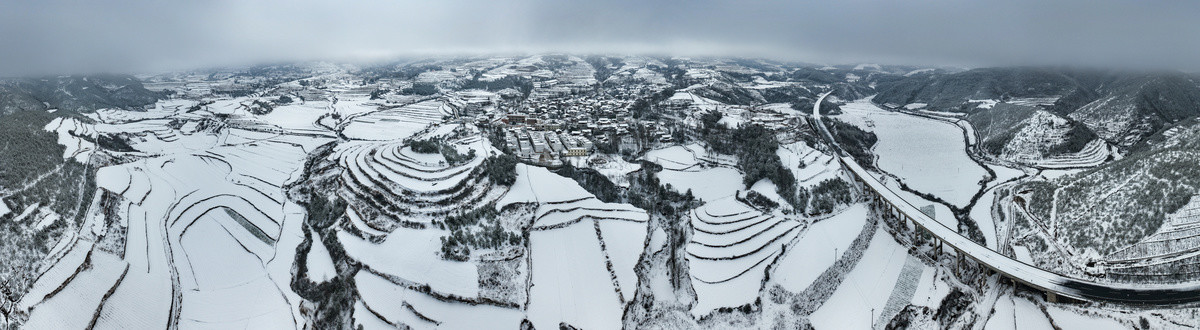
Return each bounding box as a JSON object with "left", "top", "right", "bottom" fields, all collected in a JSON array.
[{"left": 3, "top": 0, "right": 1200, "bottom": 76}]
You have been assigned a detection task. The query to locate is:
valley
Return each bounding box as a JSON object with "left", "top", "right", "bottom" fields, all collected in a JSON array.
[{"left": 1, "top": 56, "right": 1199, "bottom": 330}]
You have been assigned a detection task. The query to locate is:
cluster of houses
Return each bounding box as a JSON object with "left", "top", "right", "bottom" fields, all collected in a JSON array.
[
  {"left": 505, "top": 129, "right": 594, "bottom": 163},
  {"left": 479, "top": 93, "right": 685, "bottom": 164}
]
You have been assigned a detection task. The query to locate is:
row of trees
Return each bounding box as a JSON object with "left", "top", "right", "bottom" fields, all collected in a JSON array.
[{"left": 629, "top": 88, "right": 676, "bottom": 119}]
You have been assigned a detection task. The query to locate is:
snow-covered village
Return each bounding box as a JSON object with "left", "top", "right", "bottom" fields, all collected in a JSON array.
[{"left": 5, "top": 1, "right": 1200, "bottom": 329}]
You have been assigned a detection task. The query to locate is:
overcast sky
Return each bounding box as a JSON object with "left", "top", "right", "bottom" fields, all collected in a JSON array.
[{"left": 1, "top": 0, "right": 1198, "bottom": 75}]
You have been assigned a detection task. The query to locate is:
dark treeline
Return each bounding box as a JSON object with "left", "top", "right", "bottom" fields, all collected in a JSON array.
[
  {"left": 462, "top": 75, "right": 533, "bottom": 99},
  {"left": 402, "top": 83, "right": 439, "bottom": 96},
  {"left": 825, "top": 118, "right": 878, "bottom": 168},
  {"left": 704, "top": 122, "right": 800, "bottom": 209}
]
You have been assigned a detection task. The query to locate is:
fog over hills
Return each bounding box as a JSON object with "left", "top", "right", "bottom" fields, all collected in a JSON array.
[{"left": 4, "top": 0, "right": 1200, "bottom": 75}]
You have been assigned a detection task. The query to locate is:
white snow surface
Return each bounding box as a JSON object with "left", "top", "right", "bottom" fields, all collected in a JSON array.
[
  {"left": 809, "top": 227, "right": 909, "bottom": 330},
  {"left": 339, "top": 226, "right": 481, "bottom": 298},
  {"left": 657, "top": 167, "right": 744, "bottom": 202},
  {"left": 305, "top": 229, "right": 337, "bottom": 283},
  {"left": 356, "top": 271, "right": 525, "bottom": 330},
  {"left": 983, "top": 294, "right": 1054, "bottom": 330},
  {"left": 497, "top": 164, "right": 594, "bottom": 208},
  {"left": 528, "top": 220, "right": 627, "bottom": 330},
  {"left": 836, "top": 98, "right": 987, "bottom": 207},
  {"left": 1042, "top": 304, "right": 1126, "bottom": 329},
  {"left": 772, "top": 203, "right": 869, "bottom": 292},
  {"left": 687, "top": 197, "right": 802, "bottom": 317}
]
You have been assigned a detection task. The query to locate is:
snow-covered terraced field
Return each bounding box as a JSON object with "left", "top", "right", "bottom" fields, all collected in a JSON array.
[
  {"left": 21, "top": 56, "right": 1186, "bottom": 330},
  {"left": 495, "top": 164, "right": 649, "bottom": 329},
  {"left": 355, "top": 271, "right": 525, "bottom": 330},
  {"left": 687, "top": 197, "right": 804, "bottom": 316},
  {"left": 22, "top": 131, "right": 319, "bottom": 329},
  {"left": 983, "top": 293, "right": 1056, "bottom": 330},
  {"left": 333, "top": 130, "right": 501, "bottom": 229},
  {"left": 259, "top": 102, "right": 337, "bottom": 135},
  {"left": 342, "top": 100, "right": 452, "bottom": 140},
  {"left": 23, "top": 251, "right": 129, "bottom": 329},
  {"left": 528, "top": 217, "right": 643, "bottom": 330},
  {"left": 340, "top": 226, "right": 484, "bottom": 298},
  {"left": 645, "top": 145, "right": 703, "bottom": 171},
  {"left": 1026, "top": 139, "right": 1111, "bottom": 169},
  {"left": 644, "top": 144, "right": 745, "bottom": 202},
  {"left": 779, "top": 141, "right": 844, "bottom": 192},
  {"left": 496, "top": 164, "right": 595, "bottom": 207},
  {"left": 1105, "top": 202, "right": 1200, "bottom": 282}
]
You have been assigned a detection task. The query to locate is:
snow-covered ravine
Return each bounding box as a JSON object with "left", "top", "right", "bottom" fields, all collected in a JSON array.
[{"left": 834, "top": 99, "right": 988, "bottom": 209}]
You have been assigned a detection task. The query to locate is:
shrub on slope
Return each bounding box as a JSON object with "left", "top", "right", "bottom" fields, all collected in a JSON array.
[
  {"left": 437, "top": 202, "right": 523, "bottom": 262},
  {"left": 409, "top": 138, "right": 477, "bottom": 166}
]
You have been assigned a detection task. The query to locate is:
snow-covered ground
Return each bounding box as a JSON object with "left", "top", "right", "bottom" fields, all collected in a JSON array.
[
  {"left": 644, "top": 144, "right": 745, "bottom": 202},
  {"left": 342, "top": 99, "right": 447, "bottom": 141},
  {"left": 809, "top": 227, "right": 910, "bottom": 330},
  {"left": 567, "top": 154, "right": 641, "bottom": 187},
  {"left": 18, "top": 56, "right": 1183, "bottom": 330},
  {"left": 1041, "top": 304, "right": 1126, "bottom": 329},
  {"left": 657, "top": 167, "right": 744, "bottom": 202},
  {"left": 983, "top": 293, "right": 1054, "bottom": 330},
  {"left": 305, "top": 229, "right": 337, "bottom": 283},
  {"left": 772, "top": 203, "right": 869, "bottom": 292},
  {"left": 688, "top": 197, "right": 803, "bottom": 317},
  {"left": 836, "top": 99, "right": 987, "bottom": 207},
  {"left": 260, "top": 102, "right": 334, "bottom": 133},
  {"left": 355, "top": 271, "right": 525, "bottom": 329},
  {"left": 177, "top": 212, "right": 294, "bottom": 329},
  {"left": 528, "top": 219, "right": 629, "bottom": 330},
  {"left": 881, "top": 176, "right": 958, "bottom": 228},
  {"left": 340, "top": 227, "right": 482, "bottom": 298},
  {"left": 779, "top": 141, "right": 841, "bottom": 189},
  {"left": 971, "top": 188, "right": 1000, "bottom": 250},
  {"left": 498, "top": 158, "right": 651, "bottom": 329},
  {"left": 25, "top": 109, "right": 321, "bottom": 329},
  {"left": 497, "top": 164, "right": 595, "bottom": 207}
]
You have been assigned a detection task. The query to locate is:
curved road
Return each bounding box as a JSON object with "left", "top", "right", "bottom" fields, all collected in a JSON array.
[{"left": 809, "top": 91, "right": 1200, "bottom": 305}]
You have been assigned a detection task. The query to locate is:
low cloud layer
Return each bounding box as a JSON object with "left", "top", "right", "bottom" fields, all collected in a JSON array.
[{"left": 2, "top": 0, "right": 1198, "bottom": 75}]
